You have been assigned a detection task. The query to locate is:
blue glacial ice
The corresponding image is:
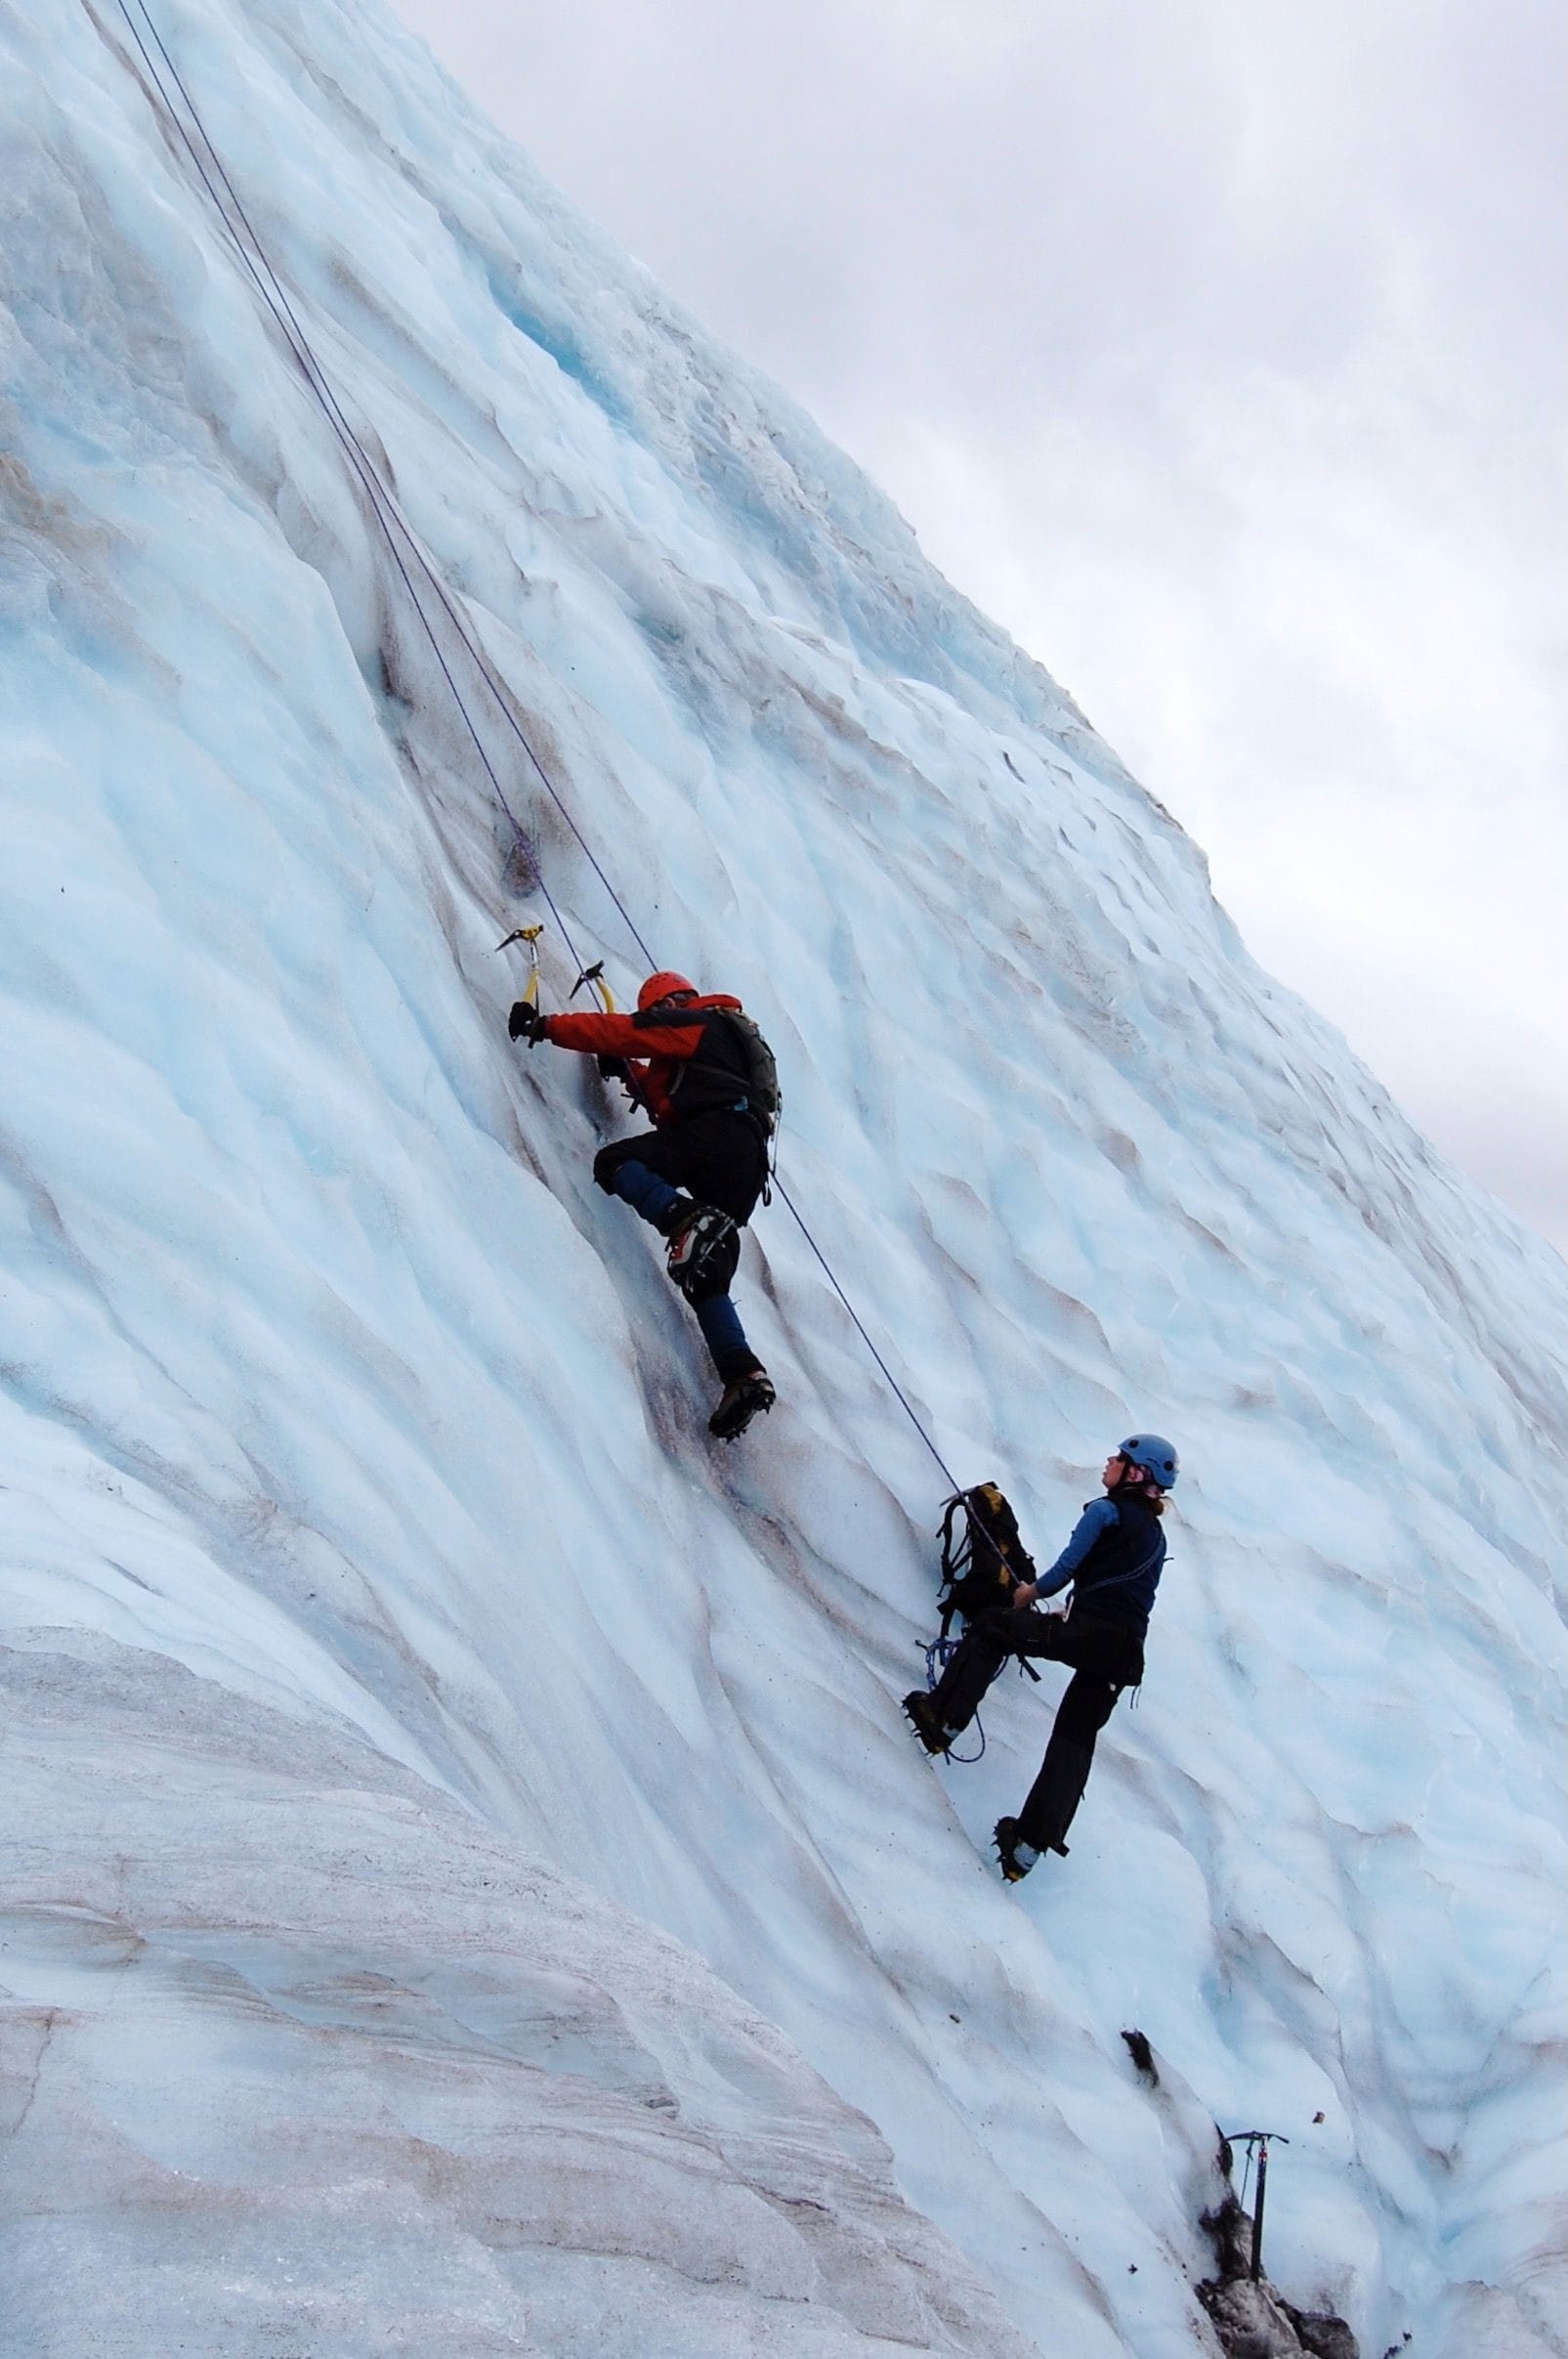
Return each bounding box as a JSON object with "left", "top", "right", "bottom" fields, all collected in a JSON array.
[{"left": 0, "top": 0, "right": 1564, "bottom": 2353}]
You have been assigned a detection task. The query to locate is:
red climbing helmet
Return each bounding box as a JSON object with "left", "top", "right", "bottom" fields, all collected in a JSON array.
[{"left": 638, "top": 969, "right": 698, "bottom": 1010}]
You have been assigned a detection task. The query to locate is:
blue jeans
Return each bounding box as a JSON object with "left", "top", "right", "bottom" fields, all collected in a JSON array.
[{"left": 608, "top": 1159, "right": 755, "bottom": 1379}]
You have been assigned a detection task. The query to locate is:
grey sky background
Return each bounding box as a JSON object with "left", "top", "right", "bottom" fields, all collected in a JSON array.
[{"left": 390, "top": 0, "right": 1567, "bottom": 1257}]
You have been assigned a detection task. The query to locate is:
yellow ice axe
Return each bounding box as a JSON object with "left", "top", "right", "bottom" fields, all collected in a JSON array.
[
  {"left": 572, "top": 960, "right": 616, "bottom": 1014},
  {"left": 495, "top": 922, "right": 546, "bottom": 1007}
]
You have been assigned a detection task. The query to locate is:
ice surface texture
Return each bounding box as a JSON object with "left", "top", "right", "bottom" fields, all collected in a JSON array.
[
  {"left": 0, "top": 1642, "right": 1036, "bottom": 2356},
  {"left": 1, "top": 1, "right": 1565, "bottom": 2355}
]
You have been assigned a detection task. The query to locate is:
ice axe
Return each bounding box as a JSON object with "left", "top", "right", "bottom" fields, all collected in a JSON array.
[
  {"left": 1221, "top": 2130, "right": 1291, "bottom": 2280},
  {"left": 494, "top": 922, "right": 545, "bottom": 1008},
  {"left": 570, "top": 959, "right": 616, "bottom": 1015}
]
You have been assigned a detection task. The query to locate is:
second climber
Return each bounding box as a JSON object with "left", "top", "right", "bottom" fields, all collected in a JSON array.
[
  {"left": 903, "top": 1435, "right": 1179, "bottom": 1879},
  {"left": 510, "top": 969, "right": 778, "bottom": 1439}
]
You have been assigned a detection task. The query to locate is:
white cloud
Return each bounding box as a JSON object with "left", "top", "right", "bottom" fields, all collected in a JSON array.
[{"left": 391, "top": 0, "right": 1568, "bottom": 1253}]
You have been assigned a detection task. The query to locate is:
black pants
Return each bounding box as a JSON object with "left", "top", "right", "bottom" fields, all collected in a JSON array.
[
  {"left": 593, "top": 1113, "right": 767, "bottom": 1381},
  {"left": 593, "top": 1111, "right": 767, "bottom": 1225},
  {"left": 929, "top": 1608, "right": 1144, "bottom": 1855}
]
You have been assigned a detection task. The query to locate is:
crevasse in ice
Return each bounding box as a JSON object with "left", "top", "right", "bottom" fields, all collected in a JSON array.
[{"left": 1, "top": 2, "right": 1564, "bottom": 2354}]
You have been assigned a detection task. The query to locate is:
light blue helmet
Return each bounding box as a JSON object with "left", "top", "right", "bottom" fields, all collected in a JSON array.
[{"left": 1120, "top": 1434, "right": 1179, "bottom": 1490}]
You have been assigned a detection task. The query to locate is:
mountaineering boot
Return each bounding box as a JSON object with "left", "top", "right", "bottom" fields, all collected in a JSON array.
[
  {"left": 709, "top": 1367, "right": 775, "bottom": 1440},
  {"left": 664, "top": 1202, "right": 739, "bottom": 1301},
  {"left": 902, "top": 1690, "right": 952, "bottom": 1756},
  {"left": 994, "top": 1818, "right": 1038, "bottom": 1882}
]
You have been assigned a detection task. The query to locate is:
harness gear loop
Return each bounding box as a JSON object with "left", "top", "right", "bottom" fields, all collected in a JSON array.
[{"left": 496, "top": 922, "right": 546, "bottom": 1007}]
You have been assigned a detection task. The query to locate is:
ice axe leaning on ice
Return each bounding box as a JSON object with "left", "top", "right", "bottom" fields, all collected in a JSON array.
[{"left": 504, "top": 952, "right": 780, "bottom": 1441}]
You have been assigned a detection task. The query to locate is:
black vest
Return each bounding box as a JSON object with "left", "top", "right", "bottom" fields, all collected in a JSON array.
[{"left": 1069, "top": 1495, "right": 1165, "bottom": 1633}]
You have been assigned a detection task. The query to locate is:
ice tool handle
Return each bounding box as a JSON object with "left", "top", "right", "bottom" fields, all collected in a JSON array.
[{"left": 1221, "top": 2130, "right": 1291, "bottom": 2282}]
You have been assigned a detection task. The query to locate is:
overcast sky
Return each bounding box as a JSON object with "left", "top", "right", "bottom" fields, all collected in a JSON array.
[{"left": 390, "top": 0, "right": 1567, "bottom": 1257}]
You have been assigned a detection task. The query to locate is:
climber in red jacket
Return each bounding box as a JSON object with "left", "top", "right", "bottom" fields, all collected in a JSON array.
[{"left": 510, "top": 971, "right": 778, "bottom": 1440}]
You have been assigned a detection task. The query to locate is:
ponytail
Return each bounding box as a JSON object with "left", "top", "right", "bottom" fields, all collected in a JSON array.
[{"left": 1119, "top": 1464, "right": 1166, "bottom": 1517}]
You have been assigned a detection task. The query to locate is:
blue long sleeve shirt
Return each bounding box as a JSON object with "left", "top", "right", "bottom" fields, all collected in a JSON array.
[{"left": 1038, "top": 1495, "right": 1165, "bottom": 1632}]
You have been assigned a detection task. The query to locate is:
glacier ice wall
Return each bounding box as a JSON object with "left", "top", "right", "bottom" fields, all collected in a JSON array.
[{"left": 2, "top": 0, "right": 1565, "bottom": 2353}]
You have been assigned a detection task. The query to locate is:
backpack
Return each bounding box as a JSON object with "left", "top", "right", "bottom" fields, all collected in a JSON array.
[
  {"left": 718, "top": 1009, "right": 780, "bottom": 1137},
  {"left": 936, "top": 1482, "right": 1038, "bottom": 1640},
  {"left": 668, "top": 1008, "right": 782, "bottom": 1138}
]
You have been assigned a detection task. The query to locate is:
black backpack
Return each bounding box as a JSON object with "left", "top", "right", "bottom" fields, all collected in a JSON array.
[
  {"left": 936, "top": 1482, "right": 1038, "bottom": 1640},
  {"left": 667, "top": 1008, "right": 781, "bottom": 1138},
  {"left": 722, "top": 1010, "right": 781, "bottom": 1137}
]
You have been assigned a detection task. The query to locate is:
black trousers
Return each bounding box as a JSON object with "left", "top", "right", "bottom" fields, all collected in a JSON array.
[
  {"left": 592, "top": 1112, "right": 767, "bottom": 1381},
  {"left": 929, "top": 1608, "right": 1144, "bottom": 1855},
  {"left": 593, "top": 1111, "right": 766, "bottom": 1225}
]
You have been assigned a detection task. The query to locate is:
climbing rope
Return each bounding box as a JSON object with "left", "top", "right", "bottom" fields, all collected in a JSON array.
[
  {"left": 106, "top": 0, "right": 655, "bottom": 979},
  {"left": 104, "top": 0, "right": 969, "bottom": 1506},
  {"left": 772, "top": 1177, "right": 960, "bottom": 1491}
]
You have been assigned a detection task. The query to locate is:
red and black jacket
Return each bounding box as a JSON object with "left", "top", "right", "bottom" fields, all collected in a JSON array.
[{"left": 541, "top": 994, "right": 755, "bottom": 1129}]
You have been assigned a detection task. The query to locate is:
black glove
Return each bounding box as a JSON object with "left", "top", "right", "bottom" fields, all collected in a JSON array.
[
  {"left": 596, "top": 1053, "right": 630, "bottom": 1083},
  {"left": 508, "top": 1001, "right": 547, "bottom": 1043}
]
